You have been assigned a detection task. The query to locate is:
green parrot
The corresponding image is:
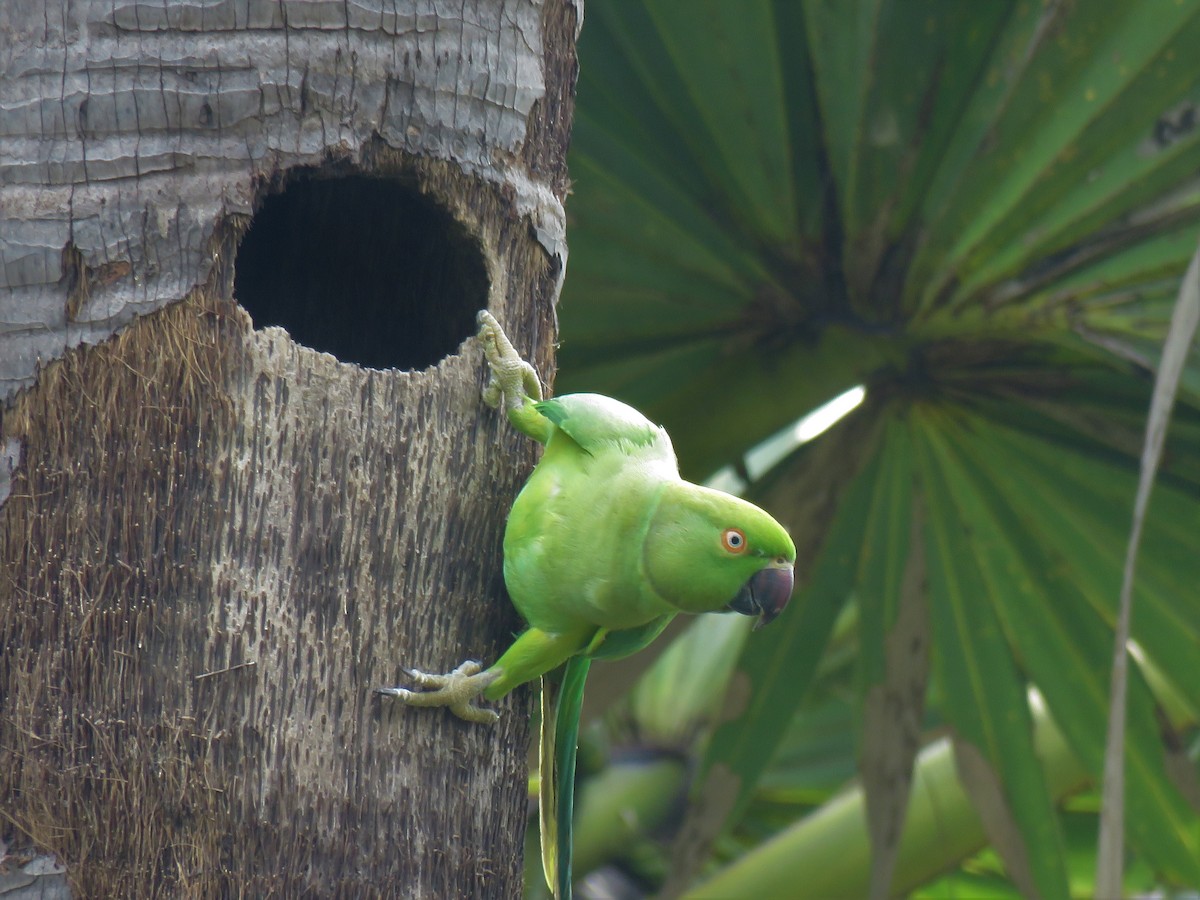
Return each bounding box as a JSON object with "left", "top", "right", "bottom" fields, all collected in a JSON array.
[{"left": 378, "top": 311, "right": 796, "bottom": 899}]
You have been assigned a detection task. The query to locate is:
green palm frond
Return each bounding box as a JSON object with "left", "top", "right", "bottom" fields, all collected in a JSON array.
[{"left": 554, "top": 2, "right": 1200, "bottom": 896}]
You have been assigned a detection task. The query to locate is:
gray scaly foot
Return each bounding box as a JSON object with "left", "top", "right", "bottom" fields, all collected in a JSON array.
[
  {"left": 376, "top": 659, "right": 501, "bottom": 725},
  {"left": 477, "top": 310, "right": 543, "bottom": 412}
]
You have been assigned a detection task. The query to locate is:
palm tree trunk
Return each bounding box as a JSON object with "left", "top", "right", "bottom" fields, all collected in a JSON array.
[{"left": 0, "top": 1, "right": 578, "bottom": 895}]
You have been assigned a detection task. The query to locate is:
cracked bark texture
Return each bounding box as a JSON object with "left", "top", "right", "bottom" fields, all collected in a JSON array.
[{"left": 0, "top": 0, "right": 579, "bottom": 896}]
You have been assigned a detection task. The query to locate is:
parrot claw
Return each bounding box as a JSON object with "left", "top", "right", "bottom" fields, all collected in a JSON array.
[
  {"left": 376, "top": 659, "right": 502, "bottom": 725},
  {"left": 477, "top": 310, "right": 543, "bottom": 412}
]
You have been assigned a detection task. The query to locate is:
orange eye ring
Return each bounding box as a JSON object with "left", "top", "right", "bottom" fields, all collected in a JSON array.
[{"left": 722, "top": 528, "right": 747, "bottom": 554}]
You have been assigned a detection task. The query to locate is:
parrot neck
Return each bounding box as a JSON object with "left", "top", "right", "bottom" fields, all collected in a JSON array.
[{"left": 641, "top": 482, "right": 744, "bottom": 613}]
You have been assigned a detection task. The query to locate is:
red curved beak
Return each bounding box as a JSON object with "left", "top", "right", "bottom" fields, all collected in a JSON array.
[{"left": 726, "top": 563, "right": 795, "bottom": 629}]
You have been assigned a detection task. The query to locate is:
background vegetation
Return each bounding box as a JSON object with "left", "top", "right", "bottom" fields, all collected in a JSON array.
[{"left": 541, "top": 2, "right": 1200, "bottom": 896}]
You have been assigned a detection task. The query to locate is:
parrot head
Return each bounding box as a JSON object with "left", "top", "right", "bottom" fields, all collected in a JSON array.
[{"left": 643, "top": 482, "right": 797, "bottom": 627}]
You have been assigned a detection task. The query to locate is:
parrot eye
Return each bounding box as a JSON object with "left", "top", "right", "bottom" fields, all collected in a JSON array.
[{"left": 722, "top": 528, "right": 747, "bottom": 553}]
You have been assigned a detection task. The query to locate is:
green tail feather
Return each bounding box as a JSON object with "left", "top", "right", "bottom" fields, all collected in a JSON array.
[
  {"left": 539, "top": 657, "right": 591, "bottom": 900},
  {"left": 538, "top": 675, "right": 557, "bottom": 895}
]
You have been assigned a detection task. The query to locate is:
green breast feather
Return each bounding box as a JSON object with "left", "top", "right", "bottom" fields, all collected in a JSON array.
[{"left": 503, "top": 392, "right": 682, "bottom": 636}]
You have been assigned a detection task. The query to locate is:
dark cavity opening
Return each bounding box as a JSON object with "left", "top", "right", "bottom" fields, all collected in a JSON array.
[{"left": 234, "top": 174, "right": 486, "bottom": 371}]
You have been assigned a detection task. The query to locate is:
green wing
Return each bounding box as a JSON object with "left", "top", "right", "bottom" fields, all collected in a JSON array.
[
  {"left": 540, "top": 657, "right": 591, "bottom": 900},
  {"left": 586, "top": 615, "right": 675, "bottom": 661},
  {"left": 536, "top": 393, "right": 672, "bottom": 458}
]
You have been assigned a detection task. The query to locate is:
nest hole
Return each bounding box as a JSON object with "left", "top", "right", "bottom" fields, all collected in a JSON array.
[{"left": 234, "top": 174, "right": 486, "bottom": 371}]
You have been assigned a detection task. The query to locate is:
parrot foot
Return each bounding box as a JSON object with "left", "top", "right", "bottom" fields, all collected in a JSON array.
[
  {"left": 477, "top": 310, "right": 543, "bottom": 412},
  {"left": 376, "top": 659, "right": 502, "bottom": 725}
]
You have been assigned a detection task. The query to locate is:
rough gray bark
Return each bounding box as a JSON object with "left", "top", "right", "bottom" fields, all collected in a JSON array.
[
  {"left": 0, "top": 0, "right": 578, "bottom": 896},
  {"left": 0, "top": 0, "right": 572, "bottom": 397}
]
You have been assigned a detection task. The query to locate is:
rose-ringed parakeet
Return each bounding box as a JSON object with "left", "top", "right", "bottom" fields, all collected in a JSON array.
[{"left": 378, "top": 312, "right": 796, "bottom": 899}]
